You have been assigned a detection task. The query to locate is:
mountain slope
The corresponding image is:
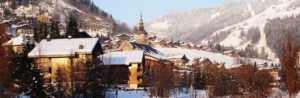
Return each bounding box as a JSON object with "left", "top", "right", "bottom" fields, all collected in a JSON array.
[
  {"left": 145, "top": 0, "right": 300, "bottom": 60},
  {"left": 1, "top": 0, "right": 115, "bottom": 36}
]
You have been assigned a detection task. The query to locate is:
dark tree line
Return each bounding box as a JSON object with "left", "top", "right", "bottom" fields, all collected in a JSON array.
[{"left": 264, "top": 15, "right": 300, "bottom": 57}]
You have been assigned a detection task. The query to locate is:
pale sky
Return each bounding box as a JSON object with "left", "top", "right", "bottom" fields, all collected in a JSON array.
[{"left": 94, "top": 0, "right": 237, "bottom": 26}]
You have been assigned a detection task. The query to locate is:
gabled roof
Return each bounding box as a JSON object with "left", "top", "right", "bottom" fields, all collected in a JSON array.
[
  {"left": 28, "top": 38, "right": 100, "bottom": 58},
  {"left": 2, "top": 34, "right": 34, "bottom": 46},
  {"left": 129, "top": 42, "right": 163, "bottom": 55},
  {"left": 168, "top": 54, "right": 189, "bottom": 60},
  {"left": 2, "top": 35, "right": 24, "bottom": 46},
  {"left": 73, "top": 31, "right": 92, "bottom": 38},
  {"left": 102, "top": 50, "right": 144, "bottom": 65},
  {"left": 12, "top": 24, "right": 33, "bottom": 29}
]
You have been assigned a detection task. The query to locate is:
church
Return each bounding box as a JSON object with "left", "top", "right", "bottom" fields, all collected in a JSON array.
[{"left": 119, "top": 14, "right": 158, "bottom": 53}]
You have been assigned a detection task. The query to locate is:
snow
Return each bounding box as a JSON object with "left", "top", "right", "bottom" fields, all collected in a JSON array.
[
  {"left": 150, "top": 20, "right": 171, "bottom": 30},
  {"left": 211, "top": 12, "right": 221, "bottom": 20},
  {"left": 106, "top": 89, "right": 208, "bottom": 98},
  {"left": 102, "top": 51, "right": 144, "bottom": 65},
  {"left": 85, "top": 29, "right": 110, "bottom": 37},
  {"left": 106, "top": 90, "right": 149, "bottom": 98},
  {"left": 205, "top": 0, "right": 299, "bottom": 60},
  {"left": 156, "top": 48, "right": 276, "bottom": 68},
  {"left": 247, "top": 4, "right": 256, "bottom": 17},
  {"left": 2, "top": 34, "right": 24, "bottom": 46},
  {"left": 168, "top": 54, "right": 186, "bottom": 59},
  {"left": 28, "top": 38, "right": 99, "bottom": 58}
]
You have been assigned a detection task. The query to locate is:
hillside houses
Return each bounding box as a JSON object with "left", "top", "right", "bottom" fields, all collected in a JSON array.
[
  {"left": 1, "top": 13, "right": 279, "bottom": 94},
  {"left": 2, "top": 34, "right": 35, "bottom": 52}
]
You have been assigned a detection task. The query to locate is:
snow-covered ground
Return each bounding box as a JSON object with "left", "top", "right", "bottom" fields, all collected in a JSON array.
[
  {"left": 106, "top": 89, "right": 208, "bottom": 98},
  {"left": 205, "top": 0, "right": 299, "bottom": 60},
  {"left": 156, "top": 48, "right": 277, "bottom": 69}
]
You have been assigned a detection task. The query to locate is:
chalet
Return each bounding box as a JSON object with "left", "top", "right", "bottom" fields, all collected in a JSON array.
[
  {"left": 151, "top": 39, "right": 161, "bottom": 48},
  {"left": 14, "top": 23, "right": 34, "bottom": 36},
  {"left": 195, "top": 44, "right": 203, "bottom": 50},
  {"left": 2, "top": 34, "right": 34, "bottom": 52},
  {"left": 28, "top": 38, "right": 103, "bottom": 93},
  {"left": 200, "top": 58, "right": 213, "bottom": 68},
  {"left": 181, "top": 43, "right": 191, "bottom": 49},
  {"left": 148, "top": 35, "right": 157, "bottom": 42},
  {"left": 1, "top": 20, "right": 13, "bottom": 36},
  {"left": 168, "top": 54, "right": 189, "bottom": 68},
  {"left": 223, "top": 50, "right": 235, "bottom": 56},
  {"left": 159, "top": 39, "right": 167, "bottom": 47},
  {"left": 264, "top": 67, "right": 280, "bottom": 86},
  {"left": 102, "top": 50, "right": 144, "bottom": 89},
  {"left": 115, "top": 34, "right": 130, "bottom": 41}
]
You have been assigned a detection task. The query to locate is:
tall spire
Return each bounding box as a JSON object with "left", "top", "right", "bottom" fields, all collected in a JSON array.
[{"left": 139, "top": 13, "right": 144, "bottom": 30}]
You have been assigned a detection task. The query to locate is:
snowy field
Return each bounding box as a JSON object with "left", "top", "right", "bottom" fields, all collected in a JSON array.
[{"left": 106, "top": 89, "right": 208, "bottom": 98}]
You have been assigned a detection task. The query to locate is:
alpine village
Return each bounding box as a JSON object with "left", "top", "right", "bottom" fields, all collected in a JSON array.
[{"left": 0, "top": 0, "right": 300, "bottom": 98}]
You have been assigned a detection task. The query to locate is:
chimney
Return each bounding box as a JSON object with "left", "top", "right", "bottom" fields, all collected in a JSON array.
[
  {"left": 46, "top": 35, "right": 51, "bottom": 41},
  {"left": 68, "top": 35, "right": 72, "bottom": 39},
  {"left": 79, "top": 44, "right": 84, "bottom": 49}
]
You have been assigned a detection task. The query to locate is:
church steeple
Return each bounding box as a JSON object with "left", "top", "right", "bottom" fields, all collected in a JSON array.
[
  {"left": 135, "top": 13, "right": 149, "bottom": 45},
  {"left": 137, "top": 13, "right": 147, "bottom": 35},
  {"left": 139, "top": 14, "right": 144, "bottom": 30}
]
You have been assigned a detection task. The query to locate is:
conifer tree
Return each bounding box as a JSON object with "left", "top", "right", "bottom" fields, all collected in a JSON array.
[
  {"left": 50, "top": 19, "right": 61, "bottom": 39},
  {"left": 84, "top": 60, "right": 109, "bottom": 98},
  {"left": 26, "top": 66, "right": 47, "bottom": 98},
  {"left": 66, "top": 14, "right": 79, "bottom": 38},
  {"left": 34, "top": 22, "right": 49, "bottom": 42},
  {"left": 10, "top": 40, "right": 37, "bottom": 95},
  {"left": 194, "top": 71, "right": 206, "bottom": 90}
]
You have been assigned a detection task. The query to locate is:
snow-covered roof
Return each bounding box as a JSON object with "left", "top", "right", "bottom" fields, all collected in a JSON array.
[
  {"left": 145, "top": 53, "right": 168, "bottom": 61},
  {"left": 168, "top": 54, "right": 188, "bottom": 60},
  {"left": 28, "top": 38, "right": 99, "bottom": 58},
  {"left": 102, "top": 51, "right": 144, "bottom": 65},
  {"left": 2, "top": 35, "right": 24, "bottom": 46},
  {"left": 12, "top": 24, "right": 32, "bottom": 28},
  {"left": 130, "top": 42, "right": 163, "bottom": 55}
]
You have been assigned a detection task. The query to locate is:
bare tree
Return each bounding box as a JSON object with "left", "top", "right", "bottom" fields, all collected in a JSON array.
[
  {"left": 280, "top": 35, "right": 299, "bottom": 96},
  {"left": 150, "top": 61, "right": 175, "bottom": 97},
  {"left": 0, "top": 22, "right": 12, "bottom": 97}
]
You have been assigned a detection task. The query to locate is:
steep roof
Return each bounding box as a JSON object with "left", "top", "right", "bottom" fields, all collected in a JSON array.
[
  {"left": 2, "top": 34, "right": 35, "bottom": 46},
  {"left": 168, "top": 54, "right": 189, "bottom": 60},
  {"left": 28, "top": 38, "right": 100, "bottom": 58},
  {"left": 129, "top": 42, "right": 163, "bottom": 55},
  {"left": 102, "top": 50, "right": 144, "bottom": 65},
  {"left": 2, "top": 35, "right": 24, "bottom": 46}
]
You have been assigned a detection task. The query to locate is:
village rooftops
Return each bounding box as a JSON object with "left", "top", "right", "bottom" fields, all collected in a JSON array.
[
  {"left": 102, "top": 50, "right": 144, "bottom": 65},
  {"left": 28, "top": 38, "right": 100, "bottom": 58}
]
